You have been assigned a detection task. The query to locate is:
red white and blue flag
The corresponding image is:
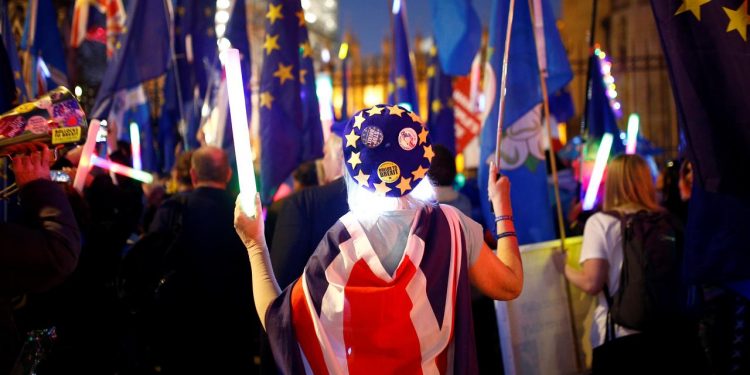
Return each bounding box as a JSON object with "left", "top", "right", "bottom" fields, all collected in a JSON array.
[{"left": 266, "top": 205, "right": 478, "bottom": 375}]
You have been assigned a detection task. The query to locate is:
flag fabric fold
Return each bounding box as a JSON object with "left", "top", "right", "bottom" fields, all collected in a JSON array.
[
  {"left": 426, "top": 47, "right": 456, "bottom": 155},
  {"left": 429, "top": 0, "right": 482, "bottom": 76},
  {"left": 388, "top": 0, "right": 420, "bottom": 115},
  {"left": 478, "top": 0, "right": 572, "bottom": 244},
  {"left": 21, "top": 0, "right": 68, "bottom": 96},
  {"left": 1, "top": 1, "right": 27, "bottom": 105}
]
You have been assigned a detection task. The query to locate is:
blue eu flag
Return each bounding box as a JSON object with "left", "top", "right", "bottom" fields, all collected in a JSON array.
[
  {"left": 426, "top": 47, "right": 456, "bottom": 155},
  {"left": 585, "top": 55, "right": 623, "bottom": 153},
  {"left": 2, "top": 2, "right": 27, "bottom": 104},
  {"left": 388, "top": 0, "right": 420, "bottom": 115},
  {"left": 651, "top": 0, "right": 750, "bottom": 284},
  {"left": 21, "top": 0, "right": 68, "bottom": 95},
  {"left": 429, "top": 0, "right": 481, "bottom": 76},
  {"left": 259, "top": 0, "right": 323, "bottom": 203},
  {"left": 478, "top": 0, "right": 572, "bottom": 244}
]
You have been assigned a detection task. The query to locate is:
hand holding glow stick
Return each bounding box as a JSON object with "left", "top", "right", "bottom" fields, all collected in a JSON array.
[
  {"left": 221, "top": 48, "right": 257, "bottom": 216},
  {"left": 73, "top": 120, "right": 101, "bottom": 193},
  {"left": 583, "top": 133, "right": 613, "bottom": 211}
]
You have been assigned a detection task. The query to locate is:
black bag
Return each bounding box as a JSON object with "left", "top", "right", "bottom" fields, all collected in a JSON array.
[{"left": 603, "top": 210, "right": 699, "bottom": 332}]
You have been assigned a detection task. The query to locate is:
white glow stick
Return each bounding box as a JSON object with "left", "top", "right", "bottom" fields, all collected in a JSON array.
[
  {"left": 73, "top": 119, "right": 101, "bottom": 193},
  {"left": 90, "top": 155, "right": 154, "bottom": 184},
  {"left": 583, "top": 133, "right": 613, "bottom": 211},
  {"left": 625, "top": 113, "right": 639, "bottom": 155},
  {"left": 129, "top": 122, "right": 142, "bottom": 170},
  {"left": 221, "top": 48, "right": 257, "bottom": 215}
]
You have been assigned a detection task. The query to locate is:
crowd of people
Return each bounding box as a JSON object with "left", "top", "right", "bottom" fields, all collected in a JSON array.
[{"left": 0, "top": 104, "right": 745, "bottom": 375}]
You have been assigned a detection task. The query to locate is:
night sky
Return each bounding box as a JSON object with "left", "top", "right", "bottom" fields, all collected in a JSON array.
[{"left": 339, "top": 0, "right": 494, "bottom": 56}]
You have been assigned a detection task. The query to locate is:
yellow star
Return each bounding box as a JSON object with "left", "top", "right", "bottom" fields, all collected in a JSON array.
[
  {"left": 431, "top": 99, "right": 442, "bottom": 113},
  {"left": 347, "top": 151, "right": 362, "bottom": 169},
  {"left": 366, "top": 106, "right": 385, "bottom": 116},
  {"left": 408, "top": 111, "right": 422, "bottom": 124},
  {"left": 14, "top": 71, "right": 21, "bottom": 79},
  {"left": 296, "top": 11, "right": 306, "bottom": 27},
  {"left": 266, "top": 3, "right": 284, "bottom": 24},
  {"left": 395, "top": 177, "right": 412, "bottom": 195},
  {"left": 353, "top": 113, "right": 366, "bottom": 129},
  {"left": 263, "top": 34, "right": 281, "bottom": 55},
  {"left": 411, "top": 165, "right": 429, "bottom": 180},
  {"left": 723, "top": 1, "right": 750, "bottom": 41},
  {"left": 387, "top": 105, "right": 405, "bottom": 117},
  {"left": 418, "top": 127, "right": 429, "bottom": 144},
  {"left": 299, "top": 69, "right": 308, "bottom": 84},
  {"left": 426, "top": 65, "right": 435, "bottom": 78},
  {"left": 345, "top": 129, "right": 360, "bottom": 148},
  {"left": 176, "top": 6, "right": 186, "bottom": 16},
  {"left": 423, "top": 145, "right": 435, "bottom": 163},
  {"left": 373, "top": 181, "right": 392, "bottom": 196},
  {"left": 396, "top": 76, "right": 407, "bottom": 88},
  {"left": 273, "top": 63, "right": 294, "bottom": 84},
  {"left": 260, "top": 91, "right": 274, "bottom": 109},
  {"left": 674, "top": 0, "right": 711, "bottom": 21},
  {"left": 300, "top": 41, "right": 313, "bottom": 58},
  {"left": 429, "top": 46, "right": 437, "bottom": 57},
  {"left": 353, "top": 170, "right": 370, "bottom": 187},
  {"left": 387, "top": 82, "right": 395, "bottom": 95}
]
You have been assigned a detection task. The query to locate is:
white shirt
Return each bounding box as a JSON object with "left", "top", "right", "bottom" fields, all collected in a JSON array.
[{"left": 579, "top": 212, "right": 639, "bottom": 348}]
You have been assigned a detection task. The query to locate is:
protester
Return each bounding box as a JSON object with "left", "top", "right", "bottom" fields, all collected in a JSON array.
[
  {"left": 291, "top": 160, "right": 318, "bottom": 192},
  {"left": 234, "top": 105, "right": 522, "bottom": 374},
  {"left": 553, "top": 154, "right": 706, "bottom": 374},
  {"left": 0, "top": 145, "right": 81, "bottom": 374},
  {"left": 427, "top": 144, "right": 472, "bottom": 216},
  {"left": 149, "top": 146, "right": 260, "bottom": 374}
]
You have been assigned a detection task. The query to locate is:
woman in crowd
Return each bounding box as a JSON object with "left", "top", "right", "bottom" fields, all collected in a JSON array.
[{"left": 234, "top": 105, "right": 523, "bottom": 374}]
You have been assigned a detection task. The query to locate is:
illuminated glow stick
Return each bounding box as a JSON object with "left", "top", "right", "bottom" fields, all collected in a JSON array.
[
  {"left": 221, "top": 48, "right": 257, "bottom": 215},
  {"left": 625, "top": 113, "right": 639, "bottom": 155},
  {"left": 129, "top": 122, "right": 142, "bottom": 170},
  {"left": 73, "top": 120, "right": 101, "bottom": 193},
  {"left": 583, "top": 133, "right": 613, "bottom": 211},
  {"left": 90, "top": 155, "right": 154, "bottom": 184}
]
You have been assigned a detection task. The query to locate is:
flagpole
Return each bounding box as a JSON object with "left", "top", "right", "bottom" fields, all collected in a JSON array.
[
  {"left": 494, "top": 0, "right": 516, "bottom": 167},
  {"left": 529, "top": 0, "right": 583, "bottom": 371}
]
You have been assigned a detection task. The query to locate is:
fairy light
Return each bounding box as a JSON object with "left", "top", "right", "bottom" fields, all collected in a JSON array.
[{"left": 594, "top": 44, "right": 622, "bottom": 118}]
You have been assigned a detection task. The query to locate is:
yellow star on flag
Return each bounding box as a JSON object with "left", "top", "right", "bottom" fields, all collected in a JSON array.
[
  {"left": 418, "top": 127, "right": 429, "bottom": 144},
  {"left": 373, "top": 181, "right": 392, "bottom": 196},
  {"left": 674, "top": 0, "right": 711, "bottom": 21},
  {"left": 260, "top": 91, "right": 274, "bottom": 109},
  {"left": 347, "top": 151, "right": 362, "bottom": 169},
  {"left": 177, "top": 6, "right": 186, "bottom": 16},
  {"left": 353, "top": 170, "right": 370, "bottom": 187},
  {"left": 427, "top": 65, "right": 435, "bottom": 78},
  {"left": 300, "top": 41, "right": 313, "bottom": 58},
  {"left": 263, "top": 34, "right": 281, "bottom": 55},
  {"left": 431, "top": 99, "right": 442, "bottom": 113},
  {"left": 408, "top": 111, "right": 422, "bottom": 124},
  {"left": 423, "top": 145, "right": 435, "bottom": 163},
  {"left": 387, "top": 105, "right": 405, "bottom": 117},
  {"left": 395, "top": 177, "right": 412, "bottom": 195},
  {"left": 345, "top": 129, "right": 360, "bottom": 148},
  {"left": 296, "top": 11, "right": 305, "bottom": 26},
  {"left": 723, "top": 1, "right": 750, "bottom": 41},
  {"left": 353, "top": 113, "right": 366, "bottom": 129},
  {"left": 266, "top": 3, "right": 284, "bottom": 24},
  {"left": 299, "top": 69, "right": 308, "bottom": 84},
  {"left": 411, "top": 165, "right": 428, "bottom": 180},
  {"left": 273, "top": 63, "right": 294, "bottom": 84},
  {"left": 396, "top": 76, "right": 407, "bottom": 88},
  {"left": 366, "top": 106, "right": 385, "bottom": 116},
  {"left": 387, "top": 82, "right": 395, "bottom": 95}
]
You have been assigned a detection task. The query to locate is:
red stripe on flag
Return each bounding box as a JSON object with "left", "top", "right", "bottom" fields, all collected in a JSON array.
[{"left": 291, "top": 280, "right": 329, "bottom": 375}]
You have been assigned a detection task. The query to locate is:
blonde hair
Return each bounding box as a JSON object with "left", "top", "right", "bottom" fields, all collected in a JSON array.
[{"left": 604, "top": 154, "right": 661, "bottom": 212}]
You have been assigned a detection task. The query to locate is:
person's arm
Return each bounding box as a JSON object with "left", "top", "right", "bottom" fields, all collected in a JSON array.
[
  {"left": 234, "top": 194, "right": 281, "bottom": 329},
  {"left": 0, "top": 146, "right": 81, "bottom": 295},
  {"left": 552, "top": 214, "right": 610, "bottom": 295},
  {"left": 468, "top": 162, "right": 523, "bottom": 300}
]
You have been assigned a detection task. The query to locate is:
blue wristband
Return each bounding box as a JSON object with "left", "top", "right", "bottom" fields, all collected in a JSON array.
[{"left": 497, "top": 231, "right": 517, "bottom": 240}]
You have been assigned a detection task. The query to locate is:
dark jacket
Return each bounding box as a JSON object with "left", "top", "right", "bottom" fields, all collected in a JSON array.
[
  {"left": 270, "top": 178, "right": 349, "bottom": 289},
  {"left": 149, "top": 187, "right": 260, "bottom": 374},
  {"left": 0, "top": 179, "right": 81, "bottom": 374}
]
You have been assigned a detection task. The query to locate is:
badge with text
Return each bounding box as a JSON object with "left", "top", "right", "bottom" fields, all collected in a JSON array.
[
  {"left": 377, "top": 161, "right": 400, "bottom": 183},
  {"left": 361, "top": 126, "right": 384, "bottom": 148},
  {"left": 398, "top": 128, "right": 418, "bottom": 151}
]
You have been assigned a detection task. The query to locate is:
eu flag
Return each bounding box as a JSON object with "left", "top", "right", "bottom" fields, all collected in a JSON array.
[
  {"left": 478, "top": 0, "right": 572, "bottom": 244},
  {"left": 298, "top": 19, "right": 323, "bottom": 164},
  {"left": 21, "top": 0, "right": 68, "bottom": 96},
  {"left": 426, "top": 46, "right": 456, "bottom": 155},
  {"left": 2, "top": 1, "right": 28, "bottom": 104},
  {"left": 388, "top": 0, "right": 420, "bottom": 115},
  {"left": 585, "top": 55, "right": 623, "bottom": 152},
  {"left": 651, "top": 0, "right": 750, "bottom": 283},
  {"left": 259, "top": 0, "right": 323, "bottom": 203},
  {"left": 429, "top": 0, "right": 481, "bottom": 76},
  {"left": 92, "top": 0, "right": 169, "bottom": 119}
]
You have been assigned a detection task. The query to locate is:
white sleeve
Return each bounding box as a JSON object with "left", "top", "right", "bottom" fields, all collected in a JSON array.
[
  {"left": 441, "top": 204, "right": 484, "bottom": 267},
  {"left": 579, "top": 213, "right": 611, "bottom": 264}
]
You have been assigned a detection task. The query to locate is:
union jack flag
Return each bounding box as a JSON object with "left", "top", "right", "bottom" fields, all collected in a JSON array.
[{"left": 266, "top": 205, "right": 478, "bottom": 374}]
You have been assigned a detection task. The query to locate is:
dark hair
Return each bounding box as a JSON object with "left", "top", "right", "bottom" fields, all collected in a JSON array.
[
  {"left": 293, "top": 161, "right": 319, "bottom": 188},
  {"left": 174, "top": 150, "right": 194, "bottom": 186},
  {"left": 427, "top": 144, "right": 457, "bottom": 187},
  {"left": 191, "top": 147, "right": 230, "bottom": 184}
]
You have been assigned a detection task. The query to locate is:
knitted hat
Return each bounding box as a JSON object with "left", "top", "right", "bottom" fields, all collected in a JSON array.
[{"left": 342, "top": 104, "right": 433, "bottom": 197}]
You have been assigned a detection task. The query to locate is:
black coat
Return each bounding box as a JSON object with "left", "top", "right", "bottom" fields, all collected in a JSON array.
[{"left": 0, "top": 180, "right": 81, "bottom": 374}]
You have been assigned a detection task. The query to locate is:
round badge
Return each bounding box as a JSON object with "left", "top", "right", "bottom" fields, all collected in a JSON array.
[
  {"left": 398, "top": 128, "right": 418, "bottom": 151},
  {"left": 377, "top": 161, "right": 400, "bottom": 183},
  {"left": 26, "top": 116, "right": 50, "bottom": 135},
  {"left": 361, "top": 126, "right": 384, "bottom": 148}
]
